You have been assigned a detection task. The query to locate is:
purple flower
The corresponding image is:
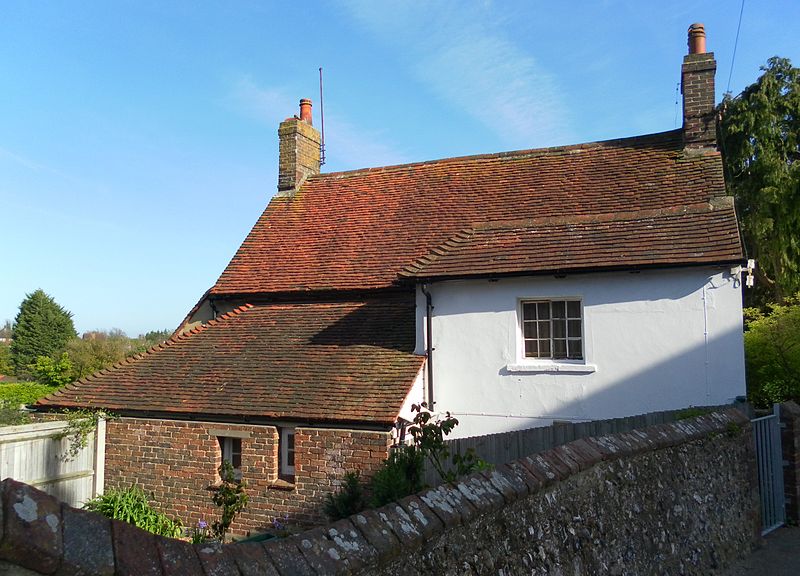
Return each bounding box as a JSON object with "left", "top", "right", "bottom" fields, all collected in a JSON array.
[{"left": 198, "top": 520, "right": 208, "bottom": 529}]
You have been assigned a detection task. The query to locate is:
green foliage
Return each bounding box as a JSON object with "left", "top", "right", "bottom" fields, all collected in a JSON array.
[
  {"left": 190, "top": 519, "right": 212, "bottom": 544},
  {"left": 323, "top": 471, "right": 365, "bottom": 521},
  {"left": 54, "top": 409, "right": 109, "bottom": 461},
  {"left": 408, "top": 402, "right": 490, "bottom": 484},
  {"left": 675, "top": 406, "right": 712, "bottom": 420},
  {"left": 11, "top": 290, "right": 77, "bottom": 377},
  {"left": 324, "top": 403, "right": 490, "bottom": 520},
  {"left": 0, "top": 342, "right": 12, "bottom": 376},
  {"left": 65, "top": 333, "right": 129, "bottom": 380},
  {"left": 138, "top": 329, "right": 172, "bottom": 347},
  {"left": 83, "top": 486, "right": 183, "bottom": 537},
  {"left": 211, "top": 460, "right": 248, "bottom": 539},
  {"left": 0, "top": 402, "right": 30, "bottom": 426},
  {"left": 744, "top": 296, "right": 800, "bottom": 407},
  {"left": 718, "top": 57, "right": 800, "bottom": 305},
  {"left": 0, "top": 382, "right": 59, "bottom": 406},
  {"left": 726, "top": 421, "right": 743, "bottom": 438},
  {"left": 29, "top": 353, "right": 75, "bottom": 387},
  {"left": 368, "top": 445, "right": 426, "bottom": 509}
]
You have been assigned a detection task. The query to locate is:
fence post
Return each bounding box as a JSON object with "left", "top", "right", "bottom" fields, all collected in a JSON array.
[
  {"left": 779, "top": 401, "right": 800, "bottom": 524},
  {"left": 93, "top": 418, "right": 106, "bottom": 497}
]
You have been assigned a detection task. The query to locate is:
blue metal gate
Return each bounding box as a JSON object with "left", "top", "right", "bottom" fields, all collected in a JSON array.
[{"left": 752, "top": 404, "right": 785, "bottom": 535}]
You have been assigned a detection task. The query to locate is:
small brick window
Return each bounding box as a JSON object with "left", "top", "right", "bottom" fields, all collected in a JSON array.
[
  {"left": 279, "top": 427, "right": 296, "bottom": 480},
  {"left": 521, "top": 299, "right": 583, "bottom": 360},
  {"left": 218, "top": 437, "right": 242, "bottom": 481}
]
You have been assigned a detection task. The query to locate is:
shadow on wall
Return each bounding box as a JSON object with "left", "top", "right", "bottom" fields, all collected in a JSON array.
[{"left": 445, "top": 321, "right": 747, "bottom": 435}]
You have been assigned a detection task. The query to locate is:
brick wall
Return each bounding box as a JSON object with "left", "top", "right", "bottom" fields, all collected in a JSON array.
[
  {"left": 681, "top": 52, "right": 717, "bottom": 148},
  {"left": 0, "top": 409, "right": 760, "bottom": 575},
  {"left": 105, "top": 418, "right": 391, "bottom": 534},
  {"left": 780, "top": 401, "right": 800, "bottom": 523},
  {"left": 277, "top": 117, "right": 320, "bottom": 193}
]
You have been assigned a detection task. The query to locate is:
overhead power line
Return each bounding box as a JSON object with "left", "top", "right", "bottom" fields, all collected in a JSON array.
[{"left": 727, "top": 0, "right": 746, "bottom": 94}]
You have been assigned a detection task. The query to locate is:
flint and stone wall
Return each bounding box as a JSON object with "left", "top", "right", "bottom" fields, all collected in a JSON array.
[
  {"left": 0, "top": 409, "right": 761, "bottom": 575},
  {"left": 105, "top": 418, "right": 392, "bottom": 532}
]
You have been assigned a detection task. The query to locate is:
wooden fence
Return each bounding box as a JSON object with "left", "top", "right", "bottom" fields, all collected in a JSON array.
[
  {"left": 0, "top": 419, "right": 105, "bottom": 507},
  {"left": 422, "top": 404, "right": 749, "bottom": 487}
]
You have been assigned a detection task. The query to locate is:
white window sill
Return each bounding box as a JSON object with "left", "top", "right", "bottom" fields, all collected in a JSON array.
[{"left": 506, "top": 362, "right": 597, "bottom": 374}]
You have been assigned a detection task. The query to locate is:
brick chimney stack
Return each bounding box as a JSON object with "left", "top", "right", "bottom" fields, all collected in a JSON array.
[
  {"left": 278, "top": 98, "right": 321, "bottom": 196},
  {"left": 681, "top": 23, "right": 717, "bottom": 150}
]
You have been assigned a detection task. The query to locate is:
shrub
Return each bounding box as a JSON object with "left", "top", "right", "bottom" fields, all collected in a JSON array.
[
  {"left": 29, "top": 353, "right": 75, "bottom": 387},
  {"left": 744, "top": 296, "right": 800, "bottom": 407},
  {"left": 83, "top": 487, "right": 183, "bottom": 537},
  {"left": 211, "top": 460, "right": 248, "bottom": 539},
  {"left": 0, "top": 382, "right": 59, "bottom": 406},
  {"left": 0, "top": 382, "right": 59, "bottom": 426},
  {"left": 369, "top": 446, "right": 426, "bottom": 509},
  {"left": 0, "top": 401, "right": 30, "bottom": 426},
  {"left": 323, "top": 403, "right": 490, "bottom": 520},
  {"left": 323, "top": 471, "right": 365, "bottom": 521}
]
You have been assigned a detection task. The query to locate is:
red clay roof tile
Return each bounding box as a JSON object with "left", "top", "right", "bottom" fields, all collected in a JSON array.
[
  {"left": 37, "top": 297, "right": 422, "bottom": 425},
  {"left": 401, "top": 203, "right": 742, "bottom": 279},
  {"left": 211, "top": 130, "right": 737, "bottom": 294}
]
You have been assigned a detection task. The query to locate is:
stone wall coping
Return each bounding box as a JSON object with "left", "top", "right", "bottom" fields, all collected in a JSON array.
[
  {"left": 780, "top": 400, "right": 800, "bottom": 418},
  {"left": 0, "top": 407, "right": 751, "bottom": 575}
]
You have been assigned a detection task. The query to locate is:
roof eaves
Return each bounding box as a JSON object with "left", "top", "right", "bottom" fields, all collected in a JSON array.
[{"left": 406, "top": 258, "right": 746, "bottom": 284}]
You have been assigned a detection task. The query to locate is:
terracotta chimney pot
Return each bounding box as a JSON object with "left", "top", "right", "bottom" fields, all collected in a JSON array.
[
  {"left": 688, "top": 23, "right": 706, "bottom": 54},
  {"left": 299, "top": 98, "right": 313, "bottom": 125}
]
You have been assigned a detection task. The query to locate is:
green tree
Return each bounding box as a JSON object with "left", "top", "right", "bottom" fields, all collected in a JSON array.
[
  {"left": 11, "top": 290, "right": 77, "bottom": 377},
  {"left": 718, "top": 57, "right": 800, "bottom": 305},
  {"left": 29, "top": 353, "right": 75, "bottom": 387},
  {"left": 66, "top": 331, "right": 130, "bottom": 380},
  {"left": 132, "top": 329, "right": 172, "bottom": 354},
  {"left": 744, "top": 295, "right": 800, "bottom": 407},
  {"left": 0, "top": 342, "right": 12, "bottom": 377}
]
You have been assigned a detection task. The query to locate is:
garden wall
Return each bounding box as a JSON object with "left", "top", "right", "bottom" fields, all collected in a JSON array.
[
  {"left": 0, "top": 408, "right": 760, "bottom": 575},
  {"left": 105, "top": 418, "right": 391, "bottom": 532}
]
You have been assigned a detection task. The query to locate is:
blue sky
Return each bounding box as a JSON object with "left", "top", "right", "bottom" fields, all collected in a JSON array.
[{"left": 2, "top": 1, "right": 798, "bottom": 336}]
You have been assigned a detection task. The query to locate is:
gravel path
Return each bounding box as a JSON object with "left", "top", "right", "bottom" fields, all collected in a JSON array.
[{"left": 722, "top": 525, "right": 800, "bottom": 576}]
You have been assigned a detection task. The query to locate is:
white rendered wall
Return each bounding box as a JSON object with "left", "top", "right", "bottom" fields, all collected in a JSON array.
[{"left": 415, "top": 267, "right": 746, "bottom": 438}]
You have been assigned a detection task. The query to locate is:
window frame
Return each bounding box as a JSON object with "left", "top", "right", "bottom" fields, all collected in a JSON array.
[
  {"left": 279, "top": 427, "right": 296, "bottom": 480},
  {"left": 519, "top": 298, "right": 585, "bottom": 361},
  {"left": 218, "top": 436, "right": 243, "bottom": 481}
]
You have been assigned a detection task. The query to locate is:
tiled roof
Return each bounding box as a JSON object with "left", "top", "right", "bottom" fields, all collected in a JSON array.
[
  {"left": 37, "top": 297, "right": 423, "bottom": 425},
  {"left": 401, "top": 202, "right": 742, "bottom": 279},
  {"left": 211, "top": 130, "right": 736, "bottom": 294}
]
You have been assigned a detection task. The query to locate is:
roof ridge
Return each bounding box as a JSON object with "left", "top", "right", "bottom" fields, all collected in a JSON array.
[
  {"left": 303, "top": 130, "right": 683, "bottom": 182},
  {"left": 36, "top": 304, "right": 255, "bottom": 406}
]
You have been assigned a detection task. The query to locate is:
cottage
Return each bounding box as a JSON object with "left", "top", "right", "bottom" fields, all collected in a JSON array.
[{"left": 37, "top": 23, "right": 745, "bottom": 530}]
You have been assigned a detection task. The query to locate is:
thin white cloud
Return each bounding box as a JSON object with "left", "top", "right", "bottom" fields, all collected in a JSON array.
[
  {"left": 323, "top": 116, "right": 410, "bottom": 171},
  {"left": 0, "top": 146, "right": 93, "bottom": 189},
  {"left": 229, "top": 76, "right": 409, "bottom": 170},
  {"left": 0, "top": 146, "right": 108, "bottom": 194},
  {"left": 230, "top": 76, "right": 292, "bottom": 126},
  {"left": 341, "top": 0, "right": 573, "bottom": 148}
]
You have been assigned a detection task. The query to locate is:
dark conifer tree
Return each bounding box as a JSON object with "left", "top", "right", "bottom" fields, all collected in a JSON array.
[{"left": 10, "top": 289, "right": 77, "bottom": 377}]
